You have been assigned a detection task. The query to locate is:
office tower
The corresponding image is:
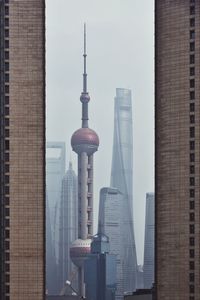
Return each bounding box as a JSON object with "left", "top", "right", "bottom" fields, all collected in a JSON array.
[
  {"left": 58, "top": 161, "right": 78, "bottom": 291},
  {"left": 155, "top": 1, "right": 200, "bottom": 299},
  {"left": 70, "top": 25, "right": 99, "bottom": 297},
  {"left": 46, "top": 142, "right": 66, "bottom": 293},
  {"left": 143, "top": 193, "right": 154, "bottom": 289},
  {"left": 84, "top": 228, "right": 117, "bottom": 300},
  {"left": 99, "top": 187, "right": 125, "bottom": 300},
  {"left": 110, "top": 88, "right": 137, "bottom": 292},
  {"left": 0, "top": 0, "right": 45, "bottom": 299},
  {"left": 46, "top": 197, "right": 57, "bottom": 295}
]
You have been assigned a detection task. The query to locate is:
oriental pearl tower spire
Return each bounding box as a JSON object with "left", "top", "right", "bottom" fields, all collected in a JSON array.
[{"left": 70, "top": 24, "right": 99, "bottom": 297}]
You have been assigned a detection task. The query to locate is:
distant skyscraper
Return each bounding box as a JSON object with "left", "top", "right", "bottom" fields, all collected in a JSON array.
[
  {"left": 70, "top": 25, "right": 99, "bottom": 297},
  {"left": 46, "top": 195, "right": 57, "bottom": 295},
  {"left": 110, "top": 88, "right": 137, "bottom": 292},
  {"left": 143, "top": 193, "right": 154, "bottom": 289},
  {"left": 46, "top": 142, "right": 66, "bottom": 293},
  {"left": 0, "top": 1, "right": 45, "bottom": 299},
  {"left": 58, "top": 161, "right": 78, "bottom": 291},
  {"left": 155, "top": 1, "right": 200, "bottom": 299},
  {"left": 98, "top": 187, "right": 125, "bottom": 300},
  {"left": 84, "top": 228, "right": 117, "bottom": 300}
]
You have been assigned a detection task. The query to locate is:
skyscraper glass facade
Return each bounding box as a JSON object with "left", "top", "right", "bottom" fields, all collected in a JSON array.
[
  {"left": 58, "top": 162, "right": 78, "bottom": 291},
  {"left": 98, "top": 187, "right": 124, "bottom": 300},
  {"left": 46, "top": 142, "right": 66, "bottom": 294}
]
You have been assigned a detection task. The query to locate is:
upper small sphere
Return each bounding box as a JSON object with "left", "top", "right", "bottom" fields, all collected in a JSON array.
[
  {"left": 80, "top": 93, "right": 90, "bottom": 103},
  {"left": 71, "top": 128, "right": 99, "bottom": 154}
]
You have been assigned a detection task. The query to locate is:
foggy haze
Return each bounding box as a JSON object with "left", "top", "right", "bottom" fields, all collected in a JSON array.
[{"left": 46, "top": 0, "right": 154, "bottom": 265}]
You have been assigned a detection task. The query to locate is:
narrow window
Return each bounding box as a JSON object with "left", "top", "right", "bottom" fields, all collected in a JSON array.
[
  {"left": 190, "top": 140, "right": 195, "bottom": 151},
  {"left": 5, "top": 51, "right": 9, "bottom": 60},
  {"left": 190, "top": 115, "right": 195, "bottom": 124},
  {"left": 190, "top": 54, "right": 195, "bottom": 64},
  {"left": 190, "top": 127, "right": 195, "bottom": 138},
  {"left": 190, "top": 18, "right": 195, "bottom": 27},
  {"left": 190, "top": 189, "right": 195, "bottom": 198},
  {"left": 190, "top": 212, "right": 195, "bottom": 221},
  {"left": 190, "top": 67, "right": 195, "bottom": 76},
  {"left": 190, "top": 91, "right": 195, "bottom": 100},
  {"left": 190, "top": 79, "right": 195, "bottom": 88},
  {"left": 5, "top": 6, "right": 9, "bottom": 16},
  {"left": 5, "top": 62, "right": 9, "bottom": 71},
  {"left": 190, "top": 103, "right": 195, "bottom": 112},
  {"left": 190, "top": 177, "right": 195, "bottom": 186},
  {"left": 190, "top": 284, "right": 195, "bottom": 293},
  {"left": 190, "top": 6, "right": 195, "bottom": 15},
  {"left": 190, "top": 42, "right": 195, "bottom": 52},
  {"left": 5, "top": 18, "right": 9, "bottom": 27},
  {"left": 5, "top": 29, "right": 9, "bottom": 38},
  {"left": 5, "top": 118, "right": 9, "bottom": 127},
  {"left": 190, "top": 250, "right": 195, "bottom": 259},
  {"left": 5, "top": 40, "right": 9, "bottom": 49},
  {"left": 190, "top": 30, "right": 195, "bottom": 39},
  {"left": 189, "top": 261, "right": 195, "bottom": 270},
  {"left": 5, "top": 85, "right": 9, "bottom": 94},
  {"left": 190, "top": 224, "right": 195, "bottom": 234},
  {"left": 190, "top": 201, "right": 195, "bottom": 211},
  {"left": 190, "top": 153, "right": 195, "bottom": 162}
]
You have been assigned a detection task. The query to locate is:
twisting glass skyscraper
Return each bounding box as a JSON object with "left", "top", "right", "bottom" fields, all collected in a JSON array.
[
  {"left": 58, "top": 162, "right": 78, "bottom": 291},
  {"left": 110, "top": 88, "right": 137, "bottom": 293}
]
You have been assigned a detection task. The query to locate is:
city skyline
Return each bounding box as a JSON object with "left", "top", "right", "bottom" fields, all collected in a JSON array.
[{"left": 46, "top": 0, "right": 154, "bottom": 264}]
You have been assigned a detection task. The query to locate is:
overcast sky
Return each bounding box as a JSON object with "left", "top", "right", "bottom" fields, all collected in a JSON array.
[{"left": 46, "top": 0, "right": 154, "bottom": 265}]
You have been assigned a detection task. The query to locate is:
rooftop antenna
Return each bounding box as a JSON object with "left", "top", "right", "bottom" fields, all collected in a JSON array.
[
  {"left": 80, "top": 23, "right": 90, "bottom": 128},
  {"left": 83, "top": 23, "right": 87, "bottom": 93}
]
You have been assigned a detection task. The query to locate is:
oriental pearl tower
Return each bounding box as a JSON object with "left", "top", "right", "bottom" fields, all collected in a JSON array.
[{"left": 70, "top": 24, "right": 99, "bottom": 297}]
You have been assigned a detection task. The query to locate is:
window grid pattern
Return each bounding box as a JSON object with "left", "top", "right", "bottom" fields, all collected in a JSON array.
[
  {"left": 189, "top": 1, "right": 195, "bottom": 298},
  {"left": 0, "top": 0, "right": 10, "bottom": 299}
]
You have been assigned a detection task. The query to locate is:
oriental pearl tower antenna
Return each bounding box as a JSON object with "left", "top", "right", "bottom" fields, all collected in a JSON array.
[{"left": 70, "top": 24, "right": 99, "bottom": 297}]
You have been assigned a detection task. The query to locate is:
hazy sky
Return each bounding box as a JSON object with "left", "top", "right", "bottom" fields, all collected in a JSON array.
[{"left": 46, "top": 0, "right": 154, "bottom": 265}]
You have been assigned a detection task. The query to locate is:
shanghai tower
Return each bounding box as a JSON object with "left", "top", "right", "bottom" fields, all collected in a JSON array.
[
  {"left": 70, "top": 25, "right": 99, "bottom": 297},
  {"left": 110, "top": 88, "right": 137, "bottom": 292}
]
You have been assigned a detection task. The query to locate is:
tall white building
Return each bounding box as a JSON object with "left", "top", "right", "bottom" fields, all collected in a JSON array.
[
  {"left": 143, "top": 193, "right": 154, "bottom": 289},
  {"left": 46, "top": 142, "right": 66, "bottom": 293},
  {"left": 98, "top": 187, "right": 125, "bottom": 300}
]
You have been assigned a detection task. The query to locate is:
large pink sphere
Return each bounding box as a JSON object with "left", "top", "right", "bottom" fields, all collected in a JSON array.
[{"left": 71, "top": 128, "right": 99, "bottom": 154}]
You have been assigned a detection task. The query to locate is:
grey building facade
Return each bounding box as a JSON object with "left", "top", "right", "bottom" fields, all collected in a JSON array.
[
  {"left": 84, "top": 230, "right": 116, "bottom": 300},
  {"left": 58, "top": 162, "right": 78, "bottom": 292},
  {"left": 143, "top": 193, "right": 154, "bottom": 289},
  {"left": 99, "top": 187, "right": 126, "bottom": 300},
  {"left": 110, "top": 88, "right": 137, "bottom": 293}
]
